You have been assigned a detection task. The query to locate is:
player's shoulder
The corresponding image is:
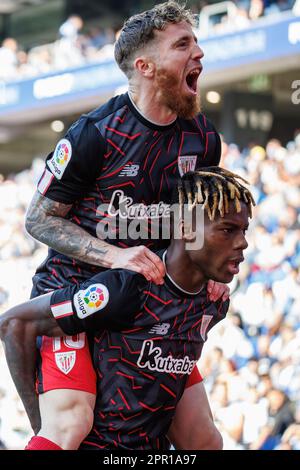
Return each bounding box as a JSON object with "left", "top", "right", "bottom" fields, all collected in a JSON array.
[
  {"left": 198, "top": 113, "right": 217, "bottom": 132},
  {"left": 108, "top": 268, "right": 149, "bottom": 289},
  {"left": 83, "top": 93, "right": 128, "bottom": 123},
  {"left": 178, "top": 113, "right": 218, "bottom": 133},
  {"left": 209, "top": 296, "right": 230, "bottom": 320},
  {"left": 64, "top": 94, "right": 127, "bottom": 140},
  {"left": 96, "top": 268, "right": 149, "bottom": 310}
]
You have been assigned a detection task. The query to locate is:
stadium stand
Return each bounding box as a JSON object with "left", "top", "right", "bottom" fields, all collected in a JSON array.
[{"left": 0, "top": 0, "right": 298, "bottom": 81}]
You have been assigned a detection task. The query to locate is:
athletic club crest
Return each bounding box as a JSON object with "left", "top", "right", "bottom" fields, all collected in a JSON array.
[
  {"left": 178, "top": 155, "right": 197, "bottom": 176},
  {"left": 55, "top": 351, "right": 76, "bottom": 374}
]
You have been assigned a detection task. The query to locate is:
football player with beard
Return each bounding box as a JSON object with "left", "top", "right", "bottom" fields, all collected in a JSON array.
[{"left": 6, "top": 2, "right": 228, "bottom": 450}]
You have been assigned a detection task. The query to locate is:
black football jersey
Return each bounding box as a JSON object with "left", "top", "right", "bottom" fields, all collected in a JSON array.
[
  {"left": 50, "top": 250, "right": 229, "bottom": 449},
  {"left": 33, "top": 93, "right": 221, "bottom": 294}
]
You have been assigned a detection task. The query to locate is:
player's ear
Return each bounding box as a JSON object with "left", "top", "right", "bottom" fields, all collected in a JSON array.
[
  {"left": 177, "top": 219, "right": 195, "bottom": 241},
  {"left": 134, "top": 56, "right": 155, "bottom": 78}
]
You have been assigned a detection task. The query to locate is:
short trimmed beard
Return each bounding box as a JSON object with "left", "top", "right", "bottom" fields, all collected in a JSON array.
[{"left": 155, "top": 67, "right": 201, "bottom": 119}]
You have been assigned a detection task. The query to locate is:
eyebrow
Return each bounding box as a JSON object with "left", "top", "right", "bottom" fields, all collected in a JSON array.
[
  {"left": 218, "top": 221, "right": 249, "bottom": 229},
  {"left": 172, "top": 34, "right": 197, "bottom": 47}
]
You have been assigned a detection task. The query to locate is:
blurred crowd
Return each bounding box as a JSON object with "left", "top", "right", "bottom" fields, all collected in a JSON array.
[
  {"left": 199, "top": 132, "right": 300, "bottom": 450},
  {"left": 0, "top": 158, "right": 47, "bottom": 449},
  {"left": 0, "top": 0, "right": 298, "bottom": 82},
  {"left": 0, "top": 14, "right": 117, "bottom": 82},
  {"left": 0, "top": 131, "right": 299, "bottom": 449},
  {"left": 197, "top": 0, "right": 298, "bottom": 37}
]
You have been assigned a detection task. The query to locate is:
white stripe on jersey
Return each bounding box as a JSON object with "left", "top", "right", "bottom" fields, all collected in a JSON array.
[
  {"left": 38, "top": 168, "right": 54, "bottom": 195},
  {"left": 51, "top": 300, "right": 73, "bottom": 319}
]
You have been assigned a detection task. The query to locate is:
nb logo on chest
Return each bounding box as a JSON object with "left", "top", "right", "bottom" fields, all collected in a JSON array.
[{"left": 119, "top": 164, "right": 140, "bottom": 177}]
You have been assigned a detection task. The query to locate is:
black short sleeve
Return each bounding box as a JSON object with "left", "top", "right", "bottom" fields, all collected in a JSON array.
[
  {"left": 37, "top": 116, "right": 107, "bottom": 204},
  {"left": 204, "top": 120, "right": 221, "bottom": 166},
  {"left": 210, "top": 128, "right": 221, "bottom": 166},
  {"left": 50, "top": 269, "right": 149, "bottom": 335}
]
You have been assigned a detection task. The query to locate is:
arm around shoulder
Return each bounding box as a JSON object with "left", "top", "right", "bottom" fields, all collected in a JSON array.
[{"left": 0, "top": 295, "right": 64, "bottom": 433}]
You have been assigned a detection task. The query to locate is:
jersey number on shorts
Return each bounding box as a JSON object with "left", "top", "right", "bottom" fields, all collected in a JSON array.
[{"left": 52, "top": 333, "right": 86, "bottom": 351}]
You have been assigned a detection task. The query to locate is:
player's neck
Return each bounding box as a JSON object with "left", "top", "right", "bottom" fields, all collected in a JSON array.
[
  {"left": 164, "top": 245, "right": 206, "bottom": 295},
  {"left": 129, "top": 88, "right": 177, "bottom": 126}
]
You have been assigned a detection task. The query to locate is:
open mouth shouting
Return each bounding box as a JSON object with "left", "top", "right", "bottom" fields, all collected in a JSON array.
[
  {"left": 185, "top": 67, "right": 202, "bottom": 95},
  {"left": 226, "top": 257, "right": 244, "bottom": 275}
]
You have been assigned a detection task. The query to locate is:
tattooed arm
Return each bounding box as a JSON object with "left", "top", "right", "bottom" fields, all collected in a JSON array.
[
  {"left": 0, "top": 294, "right": 62, "bottom": 433},
  {"left": 25, "top": 191, "right": 114, "bottom": 268},
  {"left": 25, "top": 191, "right": 165, "bottom": 283}
]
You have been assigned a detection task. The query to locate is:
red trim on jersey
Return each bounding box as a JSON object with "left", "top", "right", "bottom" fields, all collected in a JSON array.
[
  {"left": 25, "top": 436, "right": 63, "bottom": 450},
  {"left": 160, "top": 383, "right": 176, "bottom": 398},
  {"left": 106, "top": 138, "right": 125, "bottom": 156},
  {"left": 186, "top": 365, "right": 203, "bottom": 388},
  {"left": 105, "top": 126, "right": 142, "bottom": 140},
  {"left": 204, "top": 131, "right": 215, "bottom": 159},
  {"left": 143, "top": 291, "right": 173, "bottom": 305}
]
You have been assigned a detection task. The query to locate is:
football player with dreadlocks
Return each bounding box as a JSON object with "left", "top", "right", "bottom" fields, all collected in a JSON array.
[{"left": 0, "top": 167, "right": 255, "bottom": 450}]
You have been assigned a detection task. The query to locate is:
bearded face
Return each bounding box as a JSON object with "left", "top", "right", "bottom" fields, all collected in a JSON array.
[
  {"left": 154, "top": 66, "right": 201, "bottom": 120},
  {"left": 133, "top": 22, "right": 203, "bottom": 120}
]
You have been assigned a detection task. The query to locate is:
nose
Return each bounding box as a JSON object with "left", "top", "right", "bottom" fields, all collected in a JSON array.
[
  {"left": 234, "top": 231, "right": 248, "bottom": 251},
  {"left": 193, "top": 42, "right": 204, "bottom": 61}
]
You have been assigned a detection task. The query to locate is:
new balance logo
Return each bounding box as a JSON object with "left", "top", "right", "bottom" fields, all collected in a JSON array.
[
  {"left": 149, "top": 323, "right": 170, "bottom": 335},
  {"left": 119, "top": 164, "right": 140, "bottom": 177}
]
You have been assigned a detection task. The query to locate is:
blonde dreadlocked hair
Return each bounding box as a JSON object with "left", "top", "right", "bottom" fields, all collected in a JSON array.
[{"left": 177, "top": 167, "right": 255, "bottom": 221}]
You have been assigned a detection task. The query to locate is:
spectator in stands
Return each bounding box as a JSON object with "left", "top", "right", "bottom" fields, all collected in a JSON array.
[
  {"left": 59, "top": 15, "right": 84, "bottom": 40},
  {"left": 54, "top": 14, "right": 85, "bottom": 68},
  {"left": 0, "top": 38, "right": 18, "bottom": 80},
  {"left": 0, "top": 288, "right": 8, "bottom": 308},
  {"left": 211, "top": 380, "right": 244, "bottom": 449},
  {"left": 240, "top": 386, "right": 268, "bottom": 448},
  {"left": 248, "top": 0, "right": 265, "bottom": 19},
  {"left": 251, "top": 389, "right": 295, "bottom": 449},
  {"left": 276, "top": 402, "right": 300, "bottom": 450}
]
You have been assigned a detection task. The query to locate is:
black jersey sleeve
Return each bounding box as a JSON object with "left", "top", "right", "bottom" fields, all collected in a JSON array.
[
  {"left": 37, "top": 116, "right": 107, "bottom": 204},
  {"left": 209, "top": 126, "right": 221, "bottom": 166},
  {"left": 49, "top": 269, "right": 149, "bottom": 335},
  {"left": 204, "top": 119, "right": 221, "bottom": 166}
]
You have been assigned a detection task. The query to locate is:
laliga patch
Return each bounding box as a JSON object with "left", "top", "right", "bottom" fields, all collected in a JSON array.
[
  {"left": 74, "top": 283, "right": 109, "bottom": 319},
  {"left": 47, "top": 138, "right": 72, "bottom": 179},
  {"left": 178, "top": 155, "right": 197, "bottom": 177}
]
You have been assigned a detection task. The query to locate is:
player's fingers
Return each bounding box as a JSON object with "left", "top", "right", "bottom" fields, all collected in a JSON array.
[
  {"left": 222, "top": 288, "right": 230, "bottom": 302},
  {"left": 207, "top": 280, "right": 215, "bottom": 290},
  {"left": 137, "top": 256, "right": 164, "bottom": 285},
  {"left": 219, "top": 284, "right": 230, "bottom": 301},
  {"left": 126, "top": 262, "right": 152, "bottom": 282},
  {"left": 143, "top": 248, "right": 166, "bottom": 278},
  {"left": 207, "top": 281, "right": 229, "bottom": 301},
  {"left": 207, "top": 280, "right": 221, "bottom": 301},
  {"left": 207, "top": 280, "right": 216, "bottom": 300}
]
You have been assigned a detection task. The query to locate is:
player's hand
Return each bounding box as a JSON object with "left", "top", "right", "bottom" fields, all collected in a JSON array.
[
  {"left": 111, "top": 246, "right": 165, "bottom": 285},
  {"left": 207, "top": 280, "right": 230, "bottom": 302}
]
